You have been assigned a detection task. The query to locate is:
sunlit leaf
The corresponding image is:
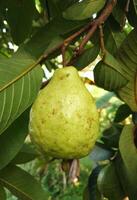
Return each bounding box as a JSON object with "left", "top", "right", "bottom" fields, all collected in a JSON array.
[
  {"left": 0, "top": 50, "right": 43, "bottom": 135},
  {"left": 0, "top": 109, "right": 29, "bottom": 170},
  {"left": 63, "top": 0, "right": 106, "bottom": 20},
  {"left": 0, "top": 165, "right": 49, "bottom": 200}
]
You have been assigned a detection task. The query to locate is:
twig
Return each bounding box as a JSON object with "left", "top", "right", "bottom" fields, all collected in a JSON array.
[
  {"left": 42, "top": 0, "right": 117, "bottom": 64},
  {"left": 77, "top": 0, "right": 117, "bottom": 55},
  {"left": 121, "top": 0, "right": 130, "bottom": 28},
  {"left": 61, "top": 23, "right": 93, "bottom": 66},
  {"left": 99, "top": 24, "right": 106, "bottom": 57}
]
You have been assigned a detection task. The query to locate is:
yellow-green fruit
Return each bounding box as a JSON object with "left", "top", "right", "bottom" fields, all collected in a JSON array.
[{"left": 29, "top": 66, "right": 99, "bottom": 159}]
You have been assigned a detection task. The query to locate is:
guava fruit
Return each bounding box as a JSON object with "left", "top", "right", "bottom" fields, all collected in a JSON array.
[{"left": 29, "top": 66, "right": 99, "bottom": 159}]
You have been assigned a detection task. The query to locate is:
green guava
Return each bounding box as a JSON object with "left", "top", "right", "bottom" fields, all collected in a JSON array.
[{"left": 29, "top": 66, "right": 99, "bottom": 159}]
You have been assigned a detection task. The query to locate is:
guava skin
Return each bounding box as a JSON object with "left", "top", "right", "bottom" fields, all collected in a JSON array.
[{"left": 29, "top": 67, "right": 99, "bottom": 159}]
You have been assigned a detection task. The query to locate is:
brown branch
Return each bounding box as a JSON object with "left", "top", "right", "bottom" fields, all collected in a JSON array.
[
  {"left": 78, "top": 0, "right": 117, "bottom": 55},
  {"left": 99, "top": 24, "right": 106, "bottom": 57},
  {"left": 61, "top": 23, "right": 93, "bottom": 66},
  {"left": 40, "top": 0, "right": 117, "bottom": 67}
]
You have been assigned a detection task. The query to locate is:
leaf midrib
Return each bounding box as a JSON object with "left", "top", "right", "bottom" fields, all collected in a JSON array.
[{"left": 0, "top": 57, "right": 41, "bottom": 93}]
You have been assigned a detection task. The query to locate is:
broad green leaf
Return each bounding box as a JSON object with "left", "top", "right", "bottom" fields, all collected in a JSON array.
[
  {"left": 114, "top": 154, "right": 128, "bottom": 193},
  {"left": 73, "top": 43, "right": 99, "bottom": 70},
  {"left": 116, "top": 29, "right": 137, "bottom": 111},
  {"left": 0, "top": 165, "right": 49, "bottom": 200},
  {"left": 101, "top": 123, "right": 123, "bottom": 149},
  {"left": 63, "top": 0, "right": 106, "bottom": 20},
  {"left": 83, "top": 166, "right": 102, "bottom": 200},
  {"left": 119, "top": 123, "right": 137, "bottom": 198},
  {"left": 94, "top": 60, "right": 127, "bottom": 91},
  {"left": 97, "top": 162, "right": 125, "bottom": 199},
  {"left": 0, "top": 184, "right": 6, "bottom": 200},
  {"left": 114, "top": 104, "right": 132, "bottom": 122},
  {"left": 46, "top": 0, "right": 61, "bottom": 19},
  {"left": 24, "top": 17, "right": 88, "bottom": 58},
  {"left": 127, "top": 0, "right": 137, "bottom": 27},
  {"left": 95, "top": 29, "right": 137, "bottom": 111},
  {"left": 0, "top": 109, "right": 29, "bottom": 170},
  {"left": 46, "top": 0, "right": 79, "bottom": 16},
  {"left": 11, "top": 143, "right": 39, "bottom": 164},
  {"left": 5, "top": 0, "right": 37, "bottom": 44},
  {"left": 133, "top": 0, "right": 137, "bottom": 14},
  {"left": 104, "top": 22, "right": 127, "bottom": 54},
  {"left": 0, "top": 50, "right": 43, "bottom": 135},
  {"left": 112, "top": 0, "right": 126, "bottom": 26}
]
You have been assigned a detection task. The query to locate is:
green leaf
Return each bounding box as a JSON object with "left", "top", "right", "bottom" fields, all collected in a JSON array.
[
  {"left": 0, "top": 184, "right": 6, "bottom": 200},
  {"left": 114, "top": 104, "right": 132, "bottom": 122},
  {"left": 73, "top": 42, "right": 99, "bottom": 70},
  {"left": 11, "top": 143, "right": 39, "bottom": 164},
  {"left": 94, "top": 60, "right": 127, "bottom": 91},
  {"left": 112, "top": 1, "right": 126, "bottom": 26},
  {"left": 0, "top": 50, "right": 43, "bottom": 135},
  {"left": 97, "top": 162, "right": 125, "bottom": 199},
  {"left": 116, "top": 29, "right": 137, "bottom": 111},
  {"left": 0, "top": 109, "right": 29, "bottom": 170},
  {"left": 133, "top": 0, "right": 137, "bottom": 14},
  {"left": 119, "top": 123, "right": 137, "bottom": 198},
  {"left": 104, "top": 22, "right": 127, "bottom": 54},
  {"left": 83, "top": 166, "right": 102, "bottom": 200},
  {"left": 63, "top": 0, "right": 106, "bottom": 20},
  {"left": 5, "top": 0, "right": 37, "bottom": 44},
  {"left": 127, "top": 0, "right": 137, "bottom": 27},
  {"left": 101, "top": 123, "right": 123, "bottom": 149},
  {"left": 46, "top": 0, "right": 79, "bottom": 16},
  {"left": 24, "top": 17, "right": 88, "bottom": 58},
  {"left": 0, "top": 165, "right": 49, "bottom": 200}
]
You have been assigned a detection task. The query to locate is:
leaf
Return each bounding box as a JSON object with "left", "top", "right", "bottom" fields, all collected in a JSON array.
[
  {"left": 63, "top": 0, "right": 106, "bottom": 20},
  {"left": 0, "top": 165, "right": 49, "bottom": 200},
  {"left": 94, "top": 60, "right": 127, "bottom": 91},
  {"left": 133, "top": 0, "right": 137, "bottom": 13},
  {"left": 0, "top": 50, "right": 43, "bottom": 135},
  {"left": 101, "top": 123, "right": 123, "bottom": 149},
  {"left": 114, "top": 104, "right": 132, "bottom": 122},
  {"left": 11, "top": 143, "right": 39, "bottom": 164},
  {"left": 116, "top": 29, "right": 137, "bottom": 111},
  {"left": 46, "top": 0, "right": 79, "bottom": 16},
  {"left": 73, "top": 42, "right": 99, "bottom": 70},
  {"left": 0, "top": 109, "right": 29, "bottom": 170},
  {"left": 24, "top": 17, "right": 88, "bottom": 58},
  {"left": 83, "top": 166, "right": 102, "bottom": 200},
  {"left": 112, "top": 0, "right": 126, "bottom": 26},
  {"left": 5, "top": 0, "right": 37, "bottom": 44},
  {"left": 0, "top": 184, "right": 6, "bottom": 200},
  {"left": 97, "top": 162, "right": 125, "bottom": 199},
  {"left": 127, "top": 0, "right": 137, "bottom": 27},
  {"left": 119, "top": 123, "right": 137, "bottom": 198},
  {"left": 104, "top": 22, "right": 127, "bottom": 54}
]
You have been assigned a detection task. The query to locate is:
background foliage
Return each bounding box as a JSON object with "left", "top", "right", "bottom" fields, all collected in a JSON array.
[{"left": 0, "top": 0, "right": 137, "bottom": 199}]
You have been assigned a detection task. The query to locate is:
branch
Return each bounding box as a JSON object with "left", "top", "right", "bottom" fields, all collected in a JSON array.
[
  {"left": 77, "top": 0, "right": 117, "bottom": 55},
  {"left": 40, "top": 0, "right": 117, "bottom": 66}
]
